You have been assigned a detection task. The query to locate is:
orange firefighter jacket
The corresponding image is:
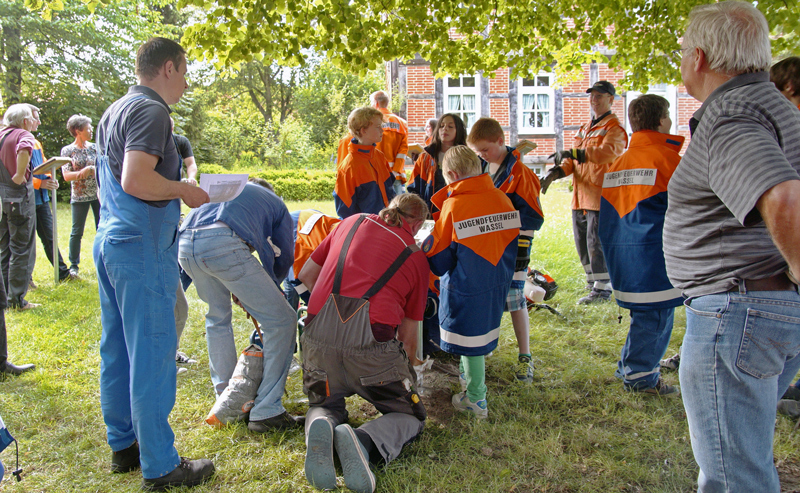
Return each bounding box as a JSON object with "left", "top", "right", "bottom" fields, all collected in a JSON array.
[{"left": 560, "top": 113, "right": 627, "bottom": 211}]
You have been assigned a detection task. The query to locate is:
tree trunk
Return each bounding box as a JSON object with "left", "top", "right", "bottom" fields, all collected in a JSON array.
[{"left": 1, "top": 19, "right": 23, "bottom": 105}]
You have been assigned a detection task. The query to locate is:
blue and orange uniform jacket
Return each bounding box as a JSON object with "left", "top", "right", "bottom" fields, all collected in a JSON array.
[
  {"left": 406, "top": 146, "right": 443, "bottom": 213},
  {"left": 292, "top": 209, "right": 341, "bottom": 278},
  {"left": 482, "top": 146, "right": 544, "bottom": 234},
  {"left": 423, "top": 173, "right": 519, "bottom": 356},
  {"left": 31, "top": 139, "right": 53, "bottom": 205},
  {"left": 334, "top": 139, "right": 396, "bottom": 219},
  {"left": 599, "top": 130, "right": 684, "bottom": 310}
]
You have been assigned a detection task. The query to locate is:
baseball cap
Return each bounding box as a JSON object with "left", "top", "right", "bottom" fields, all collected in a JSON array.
[{"left": 586, "top": 81, "right": 616, "bottom": 96}]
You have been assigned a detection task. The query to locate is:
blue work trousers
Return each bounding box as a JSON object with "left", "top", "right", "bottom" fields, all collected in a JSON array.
[
  {"left": 94, "top": 154, "right": 181, "bottom": 479},
  {"left": 618, "top": 307, "right": 674, "bottom": 389}
]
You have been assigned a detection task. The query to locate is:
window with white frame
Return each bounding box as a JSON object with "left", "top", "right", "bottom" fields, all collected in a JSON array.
[
  {"left": 444, "top": 75, "right": 480, "bottom": 129},
  {"left": 624, "top": 84, "right": 678, "bottom": 134},
  {"left": 518, "top": 74, "right": 555, "bottom": 134}
]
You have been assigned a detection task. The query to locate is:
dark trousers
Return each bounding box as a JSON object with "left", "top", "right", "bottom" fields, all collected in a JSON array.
[
  {"left": 0, "top": 261, "right": 8, "bottom": 366},
  {"left": 33, "top": 202, "right": 70, "bottom": 280},
  {"left": 69, "top": 199, "right": 100, "bottom": 270},
  {"left": 571, "top": 209, "right": 609, "bottom": 284},
  {"left": 1, "top": 193, "right": 35, "bottom": 307}
]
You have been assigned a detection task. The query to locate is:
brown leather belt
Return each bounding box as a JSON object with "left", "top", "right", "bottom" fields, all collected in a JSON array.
[{"left": 729, "top": 272, "right": 797, "bottom": 292}]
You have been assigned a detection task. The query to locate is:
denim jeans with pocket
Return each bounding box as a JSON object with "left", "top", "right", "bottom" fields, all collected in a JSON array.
[
  {"left": 178, "top": 226, "right": 296, "bottom": 421},
  {"left": 680, "top": 289, "right": 800, "bottom": 492}
]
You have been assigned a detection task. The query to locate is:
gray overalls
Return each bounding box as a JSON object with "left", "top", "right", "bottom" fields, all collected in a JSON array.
[
  {"left": 301, "top": 215, "right": 426, "bottom": 464},
  {"left": 0, "top": 129, "right": 35, "bottom": 308}
]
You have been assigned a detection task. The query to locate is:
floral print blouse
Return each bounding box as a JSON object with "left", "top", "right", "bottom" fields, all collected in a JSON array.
[{"left": 60, "top": 143, "right": 98, "bottom": 203}]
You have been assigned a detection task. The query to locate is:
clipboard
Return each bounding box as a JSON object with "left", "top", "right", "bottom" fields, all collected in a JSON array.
[{"left": 32, "top": 157, "right": 71, "bottom": 175}]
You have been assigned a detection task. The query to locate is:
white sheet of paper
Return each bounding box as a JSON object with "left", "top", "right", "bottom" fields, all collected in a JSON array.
[{"left": 199, "top": 173, "right": 249, "bottom": 203}]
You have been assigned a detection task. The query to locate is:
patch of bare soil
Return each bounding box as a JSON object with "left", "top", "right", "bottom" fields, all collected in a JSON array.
[
  {"left": 779, "top": 457, "right": 800, "bottom": 493},
  {"left": 418, "top": 359, "right": 460, "bottom": 423}
]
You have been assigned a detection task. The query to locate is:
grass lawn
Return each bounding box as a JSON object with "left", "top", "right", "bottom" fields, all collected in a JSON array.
[{"left": 1, "top": 184, "right": 799, "bottom": 492}]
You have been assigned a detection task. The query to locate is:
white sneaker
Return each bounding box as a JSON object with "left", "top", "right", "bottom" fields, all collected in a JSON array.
[
  {"left": 176, "top": 351, "right": 197, "bottom": 365},
  {"left": 452, "top": 391, "right": 488, "bottom": 419}
]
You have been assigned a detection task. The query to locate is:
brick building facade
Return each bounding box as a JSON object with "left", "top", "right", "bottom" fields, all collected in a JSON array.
[{"left": 387, "top": 57, "right": 701, "bottom": 174}]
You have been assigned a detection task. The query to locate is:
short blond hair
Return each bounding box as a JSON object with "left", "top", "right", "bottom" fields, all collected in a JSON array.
[
  {"left": 347, "top": 107, "right": 383, "bottom": 137},
  {"left": 467, "top": 117, "right": 504, "bottom": 145},
  {"left": 443, "top": 145, "right": 481, "bottom": 179}
]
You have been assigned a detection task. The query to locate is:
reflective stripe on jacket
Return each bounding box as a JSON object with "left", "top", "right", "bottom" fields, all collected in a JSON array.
[
  {"left": 424, "top": 174, "right": 519, "bottom": 356},
  {"left": 599, "top": 130, "right": 684, "bottom": 310},
  {"left": 482, "top": 146, "right": 544, "bottom": 233},
  {"left": 293, "top": 210, "right": 341, "bottom": 276},
  {"left": 561, "top": 113, "right": 627, "bottom": 211},
  {"left": 406, "top": 147, "right": 440, "bottom": 212},
  {"left": 376, "top": 107, "right": 409, "bottom": 183},
  {"left": 334, "top": 139, "right": 396, "bottom": 219}
]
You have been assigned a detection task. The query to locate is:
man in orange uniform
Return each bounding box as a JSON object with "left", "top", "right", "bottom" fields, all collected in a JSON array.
[
  {"left": 540, "top": 81, "right": 627, "bottom": 304},
  {"left": 370, "top": 91, "right": 408, "bottom": 195}
]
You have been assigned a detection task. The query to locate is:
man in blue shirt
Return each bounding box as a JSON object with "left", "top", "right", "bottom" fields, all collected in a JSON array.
[{"left": 179, "top": 178, "right": 301, "bottom": 433}]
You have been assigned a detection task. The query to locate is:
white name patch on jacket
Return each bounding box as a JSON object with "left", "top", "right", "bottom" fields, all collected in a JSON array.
[
  {"left": 455, "top": 211, "right": 520, "bottom": 240},
  {"left": 603, "top": 168, "right": 657, "bottom": 188},
  {"left": 299, "top": 213, "right": 324, "bottom": 235}
]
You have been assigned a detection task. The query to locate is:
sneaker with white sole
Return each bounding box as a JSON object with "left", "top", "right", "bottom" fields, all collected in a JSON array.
[
  {"left": 176, "top": 351, "right": 197, "bottom": 365},
  {"left": 334, "top": 424, "right": 375, "bottom": 493},
  {"left": 515, "top": 355, "right": 534, "bottom": 383},
  {"left": 659, "top": 352, "right": 681, "bottom": 371},
  {"left": 304, "top": 417, "right": 336, "bottom": 491},
  {"left": 452, "top": 391, "right": 488, "bottom": 419}
]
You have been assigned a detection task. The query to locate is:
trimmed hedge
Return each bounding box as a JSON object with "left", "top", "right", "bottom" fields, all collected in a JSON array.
[{"left": 196, "top": 163, "right": 336, "bottom": 201}]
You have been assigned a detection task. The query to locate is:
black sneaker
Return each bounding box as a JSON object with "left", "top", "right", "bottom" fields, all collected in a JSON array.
[
  {"left": 111, "top": 441, "right": 140, "bottom": 473},
  {"left": 247, "top": 411, "right": 303, "bottom": 433},
  {"left": 778, "top": 399, "right": 800, "bottom": 418},
  {"left": 781, "top": 386, "right": 800, "bottom": 401},
  {"left": 142, "top": 457, "right": 215, "bottom": 491},
  {"left": 578, "top": 289, "right": 612, "bottom": 305}
]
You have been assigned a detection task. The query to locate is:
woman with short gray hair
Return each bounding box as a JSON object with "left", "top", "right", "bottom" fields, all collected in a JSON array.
[
  {"left": 0, "top": 104, "right": 42, "bottom": 347},
  {"left": 60, "top": 114, "right": 99, "bottom": 276}
]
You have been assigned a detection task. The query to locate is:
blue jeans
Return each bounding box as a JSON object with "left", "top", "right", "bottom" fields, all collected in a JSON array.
[
  {"left": 680, "top": 289, "right": 800, "bottom": 492},
  {"left": 618, "top": 307, "right": 674, "bottom": 389},
  {"left": 178, "top": 227, "right": 296, "bottom": 421},
  {"left": 69, "top": 199, "right": 100, "bottom": 271}
]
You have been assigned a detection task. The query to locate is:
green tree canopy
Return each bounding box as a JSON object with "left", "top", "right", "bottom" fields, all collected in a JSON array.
[
  {"left": 176, "top": 0, "right": 799, "bottom": 89},
  {"left": 2, "top": 0, "right": 178, "bottom": 155}
]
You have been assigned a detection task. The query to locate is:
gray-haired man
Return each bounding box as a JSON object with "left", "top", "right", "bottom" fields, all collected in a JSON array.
[{"left": 664, "top": 2, "right": 800, "bottom": 491}]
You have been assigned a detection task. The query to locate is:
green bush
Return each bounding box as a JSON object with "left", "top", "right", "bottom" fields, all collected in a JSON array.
[{"left": 196, "top": 164, "right": 336, "bottom": 201}]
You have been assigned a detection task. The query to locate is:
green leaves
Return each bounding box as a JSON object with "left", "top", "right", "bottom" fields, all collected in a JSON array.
[{"left": 20, "top": 0, "right": 800, "bottom": 89}]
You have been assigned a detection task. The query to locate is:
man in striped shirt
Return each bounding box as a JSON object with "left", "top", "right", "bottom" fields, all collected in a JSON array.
[{"left": 663, "top": 2, "right": 800, "bottom": 491}]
